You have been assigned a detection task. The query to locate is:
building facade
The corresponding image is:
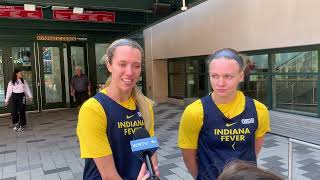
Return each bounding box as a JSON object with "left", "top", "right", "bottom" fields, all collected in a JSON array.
[
  {"left": 144, "top": 0, "right": 320, "bottom": 117},
  {"left": 0, "top": 0, "right": 188, "bottom": 113}
]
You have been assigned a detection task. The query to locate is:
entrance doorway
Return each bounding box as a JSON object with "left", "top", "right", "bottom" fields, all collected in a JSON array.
[{"left": 0, "top": 40, "right": 88, "bottom": 113}]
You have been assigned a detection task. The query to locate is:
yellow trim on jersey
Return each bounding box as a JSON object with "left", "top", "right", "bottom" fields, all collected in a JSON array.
[
  {"left": 77, "top": 88, "right": 155, "bottom": 158},
  {"left": 178, "top": 91, "right": 270, "bottom": 150}
]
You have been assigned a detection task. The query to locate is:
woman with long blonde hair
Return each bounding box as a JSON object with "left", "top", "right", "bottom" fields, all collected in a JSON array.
[{"left": 77, "top": 39, "right": 159, "bottom": 180}]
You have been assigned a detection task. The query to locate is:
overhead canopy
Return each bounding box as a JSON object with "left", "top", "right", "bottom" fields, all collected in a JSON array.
[{"left": 0, "top": 0, "right": 199, "bottom": 39}]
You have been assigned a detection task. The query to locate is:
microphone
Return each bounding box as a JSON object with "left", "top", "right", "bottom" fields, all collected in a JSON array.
[{"left": 130, "top": 128, "right": 160, "bottom": 180}]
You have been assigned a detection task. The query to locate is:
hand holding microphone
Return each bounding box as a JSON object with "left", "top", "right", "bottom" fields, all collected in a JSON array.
[
  {"left": 130, "top": 128, "right": 160, "bottom": 180},
  {"left": 137, "top": 163, "right": 158, "bottom": 180}
]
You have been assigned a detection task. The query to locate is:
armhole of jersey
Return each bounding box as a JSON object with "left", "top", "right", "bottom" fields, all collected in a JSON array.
[
  {"left": 251, "top": 98, "right": 259, "bottom": 131},
  {"left": 93, "top": 92, "right": 109, "bottom": 133},
  {"left": 199, "top": 98, "right": 207, "bottom": 133}
]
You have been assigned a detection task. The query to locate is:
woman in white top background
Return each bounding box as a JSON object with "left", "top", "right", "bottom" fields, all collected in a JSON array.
[{"left": 5, "top": 69, "right": 33, "bottom": 132}]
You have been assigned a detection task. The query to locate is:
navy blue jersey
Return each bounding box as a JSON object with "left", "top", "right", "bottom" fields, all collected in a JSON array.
[
  {"left": 197, "top": 94, "right": 258, "bottom": 180},
  {"left": 83, "top": 92, "right": 144, "bottom": 180}
]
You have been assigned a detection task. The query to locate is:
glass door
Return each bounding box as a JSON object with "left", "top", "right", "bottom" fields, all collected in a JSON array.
[
  {"left": 0, "top": 48, "right": 5, "bottom": 113},
  {"left": 0, "top": 42, "right": 38, "bottom": 113},
  {"left": 11, "top": 47, "right": 37, "bottom": 109},
  {"left": 38, "top": 42, "right": 66, "bottom": 109},
  {"left": 67, "top": 42, "right": 88, "bottom": 108}
]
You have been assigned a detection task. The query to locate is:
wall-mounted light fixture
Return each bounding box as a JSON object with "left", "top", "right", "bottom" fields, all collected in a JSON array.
[
  {"left": 24, "top": 4, "right": 36, "bottom": 11},
  {"left": 51, "top": 6, "right": 69, "bottom": 10},
  {"left": 181, "top": 0, "right": 187, "bottom": 11},
  {"left": 73, "top": 7, "right": 84, "bottom": 14}
]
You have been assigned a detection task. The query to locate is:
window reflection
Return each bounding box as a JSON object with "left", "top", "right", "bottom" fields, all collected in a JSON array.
[
  {"left": 0, "top": 49, "right": 4, "bottom": 106},
  {"left": 274, "top": 75, "right": 317, "bottom": 113},
  {"left": 169, "top": 74, "right": 185, "bottom": 98},
  {"left": 273, "top": 51, "right": 318, "bottom": 73},
  {"left": 168, "top": 57, "right": 208, "bottom": 98},
  {"left": 242, "top": 54, "right": 268, "bottom": 73},
  {"left": 246, "top": 75, "right": 269, "bottom": 106},
  {"left": 12, "top": 47, "right": 33, "bottom": 105},
  {"left": 71, "top": 46, "right": 85, "bottom": 74},
  {"left": 95, "top": 43, "right": 109, "bottom": 87},
  {"left": 42, "top": 47, "right": 62, "bottom": 103}
]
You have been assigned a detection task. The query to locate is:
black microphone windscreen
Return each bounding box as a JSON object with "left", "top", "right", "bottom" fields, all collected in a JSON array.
[{"left": 133, "top": 128, "right": 150, "bottom": 140}]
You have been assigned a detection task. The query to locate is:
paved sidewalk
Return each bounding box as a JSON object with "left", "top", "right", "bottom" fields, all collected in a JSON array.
[{"left": 0, "top": 103, "right": 319, "bottom": 180}]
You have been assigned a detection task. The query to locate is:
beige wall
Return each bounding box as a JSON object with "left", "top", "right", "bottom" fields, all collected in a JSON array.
[
  {"left": 144, "top": 0, "right": 320, "bottom": 59},
  {"left": 144, "top": 0, "right": 320, "bottom": 101},
  {"left": 144, "top": 29, "right": 153, "bottom": 98},
  {"left": 153, "top": 60, "right": 168, "bottom": 102}
]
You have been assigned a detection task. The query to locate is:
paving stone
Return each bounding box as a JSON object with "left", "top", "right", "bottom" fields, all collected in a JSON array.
[
  {"left": 16, "top": 171, "right": 30, "bottom": 180},
  {"left": 261, "top": 155, "right": 284, "bottom": 162},
  {"left": 58, "top": 170, "right": 74, "bottom": 180},
  {"left": 43, "top": 173, "right": 60, "bottom": 180},
  {"left": 72, "top": 172, "right": 82, "bottom": 180},
  {"left": 3, "top": 165, "right": 16, "bottom": 175},
  {"left": 169, "top": 167, "right": 193, "bottom": 180},
  {"left": 44, "top": 167, "right": 70, "bottom": 175},
  {"left": 163, "top": 153, "right": 182, "bottom": 159},
  {"left": 0, "top": 177, "right": 16, "bottom": 180},
  {"left": 2, "top": 107, "right": 320, "bottom": 179},
  {"left": 30, "top": 168, "right": 44, "bottom": 178},
  {"left": 164, "top": 174, "right": 183, "bottom": 180},
  {"left": 298, "top": 158, "right": 320, "bottom": 166},
  {"left": 158, "top": 164, "right": 179, "bottom": 177},
  {"left": 0, "top": 161, "right": 16, "bottom": 168}
]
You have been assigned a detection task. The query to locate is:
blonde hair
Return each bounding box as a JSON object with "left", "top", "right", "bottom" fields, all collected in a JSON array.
[{"left": 105, "top": 39, "right": 153, "bottom": 131}]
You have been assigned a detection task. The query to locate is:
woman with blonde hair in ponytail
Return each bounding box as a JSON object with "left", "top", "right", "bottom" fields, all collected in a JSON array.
[{"left": 77, "top": 39, "right": 159, "bottom": 180}]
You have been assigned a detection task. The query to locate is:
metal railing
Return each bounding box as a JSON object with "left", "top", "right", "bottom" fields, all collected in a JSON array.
[
  {"left": 288, "top": 138, "right": 320, "bottom": 180},
  {"left": 267, "top": 132, "right": 320, "bottom": 180}
]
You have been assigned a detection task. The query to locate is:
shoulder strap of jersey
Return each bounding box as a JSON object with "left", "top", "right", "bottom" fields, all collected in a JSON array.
[{"left": 93, "top": 92, "right": 110, "bottom": 118}]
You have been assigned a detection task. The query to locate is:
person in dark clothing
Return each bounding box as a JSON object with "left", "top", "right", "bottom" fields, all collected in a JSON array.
[
  {"left": 70, "top": 66, "right": 91, "bottom": 107},
  {"left": 5, "top": 69, "right": 33, "bottom": 132}
]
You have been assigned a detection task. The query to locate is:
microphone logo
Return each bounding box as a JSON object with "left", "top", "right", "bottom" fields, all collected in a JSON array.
[{"left": 130, "top": 136, "right": 159, "bottom": 153}]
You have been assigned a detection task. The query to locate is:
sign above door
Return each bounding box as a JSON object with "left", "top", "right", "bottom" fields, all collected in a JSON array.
[{"left": 36, "top": 35, "right": 87, "bottom": 42}]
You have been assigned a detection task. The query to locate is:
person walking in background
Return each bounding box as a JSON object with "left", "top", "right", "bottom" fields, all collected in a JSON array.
[
  {"left": 178, "top": 48, "right": 270, "bottom": 179},
  {"left": 70, "top": 66, "right": 91, "bottom": 107},
  {"left": 5, "top": 69, "right": 33, "bottom": 132}
]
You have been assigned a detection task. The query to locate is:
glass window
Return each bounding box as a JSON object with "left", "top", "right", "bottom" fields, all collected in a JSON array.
[
  {"left": 272, "top": 51, "right": 318, "bottom": 73},
  {"left": 186, "top": 60, "right": 198, "bottom": 73},
  {"left": 243, "top": 54, "right": 268, "bottom": 73},
  {"left": 71, "top": 46, "right": 85, "bottom": 74},
  {"left": 95, "top": 43, "right": 109, "bottom": 86},
  {"left": 243, "top": 75, "right": 269, "bottom": 106},
  {"left": 169, "top": 58, "right": 208, "bottom": 98},
  {"left": 186, "top": 74, "right": 197, "bottom": 98},
  {"left": 42, "top": 47, "right": 62, "bottom": 103},
  {"left": 0, "top": 49, "right": 4, "bottom": 106},
  {"left": 273, "top": 75, "right": 317, "bottom": 114},
  {"left": 12, "top": 47, "right": 33, "bottom": 105},
  {"left": 169, "top": 74, "right": 185, "bottom": 98},
  {"left": 198, "top": 58, "right": 207, "bottom": 73},
  {"left": 169, "top": 60, "right": 185, "bottom": 73}
]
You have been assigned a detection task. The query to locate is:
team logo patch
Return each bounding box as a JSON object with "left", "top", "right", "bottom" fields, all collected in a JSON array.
[
  {"left": 241, "top": 118, "right": 254, "bottom": 124},
  {"left": 137, "top": 112, "right": 142, "bottom": 117}
]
